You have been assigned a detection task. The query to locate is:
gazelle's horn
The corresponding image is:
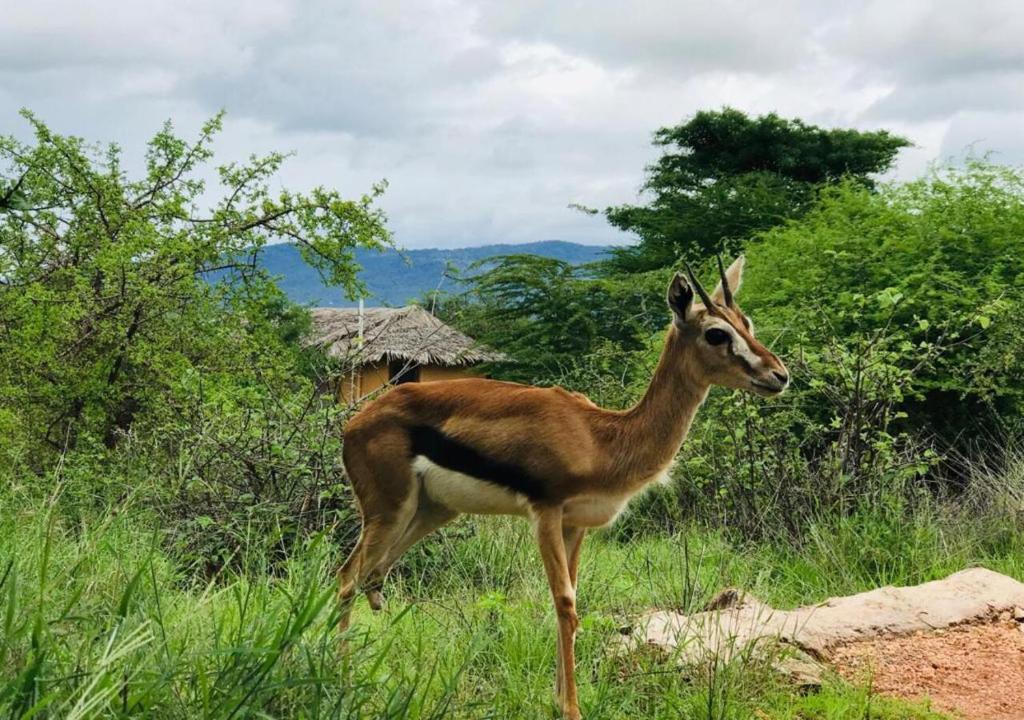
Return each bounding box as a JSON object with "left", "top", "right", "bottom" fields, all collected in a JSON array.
[
  {"left": 716, "top": 254, "right": 734, "bottom": 307},
  {"left": 682, "top": 259, "right": 716, "bottom": 312}
]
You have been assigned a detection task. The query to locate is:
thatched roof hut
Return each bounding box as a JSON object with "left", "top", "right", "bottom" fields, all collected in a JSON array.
[{"left": 308, "top": 305, "right": 506, "bottom": 367}]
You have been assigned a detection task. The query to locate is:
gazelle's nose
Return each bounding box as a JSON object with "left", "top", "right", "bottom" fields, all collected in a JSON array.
[{"left": 772, "top": 371, "right": 789, "bottom": 385}]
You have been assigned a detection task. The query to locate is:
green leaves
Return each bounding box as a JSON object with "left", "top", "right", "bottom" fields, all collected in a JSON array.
[
  {"left": 601, "top": 108, "right": 909, "bottom": 273},
  {"left": 875, "top": 287, "right": 904, "bottom": 308},
  {"left": 436, "top": 255, "right": 665, "bottom": 385},
  {"left": 0, "top": 112, "right": 390, "bottom": 467},
  {"left": 742, "top": 162, "right": 1024, "bottom": 438}
]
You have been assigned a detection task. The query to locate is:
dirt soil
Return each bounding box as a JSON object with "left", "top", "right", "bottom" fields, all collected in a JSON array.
[
  {"left": 831, "top": 618, "right": 1024, "bottom": 720},
  {"left": 623, "top": 570, "right": 1024, "bottom": 718}
]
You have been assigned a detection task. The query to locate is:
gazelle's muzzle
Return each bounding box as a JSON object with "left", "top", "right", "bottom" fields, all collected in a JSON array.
[{"left": 750, "top": 361, "right": 789, "bottom": 396}]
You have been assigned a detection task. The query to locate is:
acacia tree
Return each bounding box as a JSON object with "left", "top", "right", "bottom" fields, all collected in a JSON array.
[
  {"left": 436, "top": 255, "right": 667, "bottom": 383},
  {"left": 603, "top": 108, "right": 909, "bottom": 272},
  {"left": 0, "top": 112, "right": 390, "bottom": 466},
  {"left": 444, "top": 111, "right": 908, "bottom": 383}
]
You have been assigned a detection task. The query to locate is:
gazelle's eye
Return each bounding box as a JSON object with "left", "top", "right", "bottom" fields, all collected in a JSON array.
[{"left": 704, "top": 328, "right": 730, "bottom": 346}]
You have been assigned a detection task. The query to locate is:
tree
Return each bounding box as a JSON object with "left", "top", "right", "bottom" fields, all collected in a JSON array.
[
  {"left": 0, "top": 111, "right": 390, "bottom": 466},
  {"left": 603, "top": 108, "right": 909, "bottom": 272},
  {"left": 436, "top": 255, "right": 666, "bottom": 384}
]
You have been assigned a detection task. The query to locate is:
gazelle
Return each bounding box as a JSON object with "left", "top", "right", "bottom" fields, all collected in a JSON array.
[{"left": 337, "top": 256, "right": 788, "bottom": 719}]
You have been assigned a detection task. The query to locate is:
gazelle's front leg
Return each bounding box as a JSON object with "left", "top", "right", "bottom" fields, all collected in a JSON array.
[
  {"left": 556, "top": 526, "right": 586, "bottom": 697},
  {"left": 535, "top": 508, "right": 581, "bottom": 720}
]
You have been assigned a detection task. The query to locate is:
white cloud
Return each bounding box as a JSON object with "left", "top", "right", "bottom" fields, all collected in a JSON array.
[
  {"left": 830, "top": 0, "right": 1024, "bottom": 83},
  {"left": 473, "top": 0, "right": 831, "bottom": 74},
  {"left": 1, "top": 0, "right": 1023, "bottom": 248},
  {"left": 941, "top": 110, "right": 1024, "bottom": 166},
  {"left": 1, "top": 0, "right": 288, "bottom": 73}
]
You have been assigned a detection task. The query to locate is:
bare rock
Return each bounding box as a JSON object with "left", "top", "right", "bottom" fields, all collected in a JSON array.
[{"left": 620, "top": 567, "right": 1024, "bottom": 677}]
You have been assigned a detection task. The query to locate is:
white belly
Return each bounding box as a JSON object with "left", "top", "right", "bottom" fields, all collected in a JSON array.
[
  {"left": 562, "top": 468, "right": 670, "bottom": 527},
  {"left": 413, "top": 459, "right": 669, "bottom": 526},
  {"left": 414, "top": 456, "right": 530, "bottom": 516},
  {"left": 562, "top": 494, "right": 629, "bottom": 527}
]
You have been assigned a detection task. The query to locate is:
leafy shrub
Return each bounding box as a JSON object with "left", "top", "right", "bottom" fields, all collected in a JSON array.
[
  {"left": 0, "top": 113, "right": 388, "bottom": 568},
  {"left": 674, "top": 319, "right": 942, "bottom": 539},
  {"left": 110, "top": 369, "right": 357, "bottom": 575},
  {"left": 742, "top": 161, "right": 1024, "bottom": 439}
]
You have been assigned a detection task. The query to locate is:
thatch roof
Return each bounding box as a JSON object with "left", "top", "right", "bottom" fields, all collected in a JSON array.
[{"left": 307, "top": 306, "right": 507, "bottom": 366}]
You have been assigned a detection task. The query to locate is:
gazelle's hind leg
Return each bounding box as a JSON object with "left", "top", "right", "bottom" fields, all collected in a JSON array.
[
  {"left": 363, "top": 498, "right": 459, "bottom": 609},
  {"left": 337, "top": 516, "right": 414, "bottom": 632},
  {"left": 336, "top": 429, "right": 418, "bottom": 634}
]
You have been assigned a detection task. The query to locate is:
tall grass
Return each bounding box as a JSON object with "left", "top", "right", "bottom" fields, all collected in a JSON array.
[
  {"left": 1, "top": 485, "right": 463, "bottom": 719},
  {"left": 4, "top": 469, "right": 1009, "bottom": 719}
]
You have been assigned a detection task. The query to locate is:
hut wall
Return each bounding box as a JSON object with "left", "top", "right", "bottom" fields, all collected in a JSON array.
[
  {"left": 360, "top": 363, "right": 391, "bottom": 397},
  {"left": 338, "top": 368, "right": 361, "bottom": 406},
  {"left": 337, "top": 362, "right": 391, "bottom": 405}
]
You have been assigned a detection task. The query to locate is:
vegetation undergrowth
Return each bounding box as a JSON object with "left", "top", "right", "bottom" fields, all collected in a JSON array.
[{"left": 3, "top": 464, "right": 1018, "bottom": 719}]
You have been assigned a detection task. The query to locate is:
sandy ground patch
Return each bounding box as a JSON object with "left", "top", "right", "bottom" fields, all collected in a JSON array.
[{"left": 831, "top": 618, "right": 1024, "bottom": 720}]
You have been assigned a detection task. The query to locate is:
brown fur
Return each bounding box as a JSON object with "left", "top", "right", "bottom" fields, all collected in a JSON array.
[{"left": 336, "top": 262, "right": 787, "bottom": 719}]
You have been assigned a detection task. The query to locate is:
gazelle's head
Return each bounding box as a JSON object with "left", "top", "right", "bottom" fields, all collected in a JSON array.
[{"left": 666, "top": 256, "right": 789, "bottom": 396}]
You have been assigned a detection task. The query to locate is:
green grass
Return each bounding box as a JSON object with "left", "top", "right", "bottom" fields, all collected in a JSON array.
[{"left": 4, "top": 486, "right": 1017, "bottom": 719}]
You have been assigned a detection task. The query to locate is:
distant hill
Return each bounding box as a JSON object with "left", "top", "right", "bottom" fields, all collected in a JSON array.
[{"left": 261, "top": 240, "right": 613, "bottom": 307}]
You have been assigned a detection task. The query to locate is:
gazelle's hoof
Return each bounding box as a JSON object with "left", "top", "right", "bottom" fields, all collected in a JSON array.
[{"left": 366, "top": 590, "right": 384, "bottom": 611}]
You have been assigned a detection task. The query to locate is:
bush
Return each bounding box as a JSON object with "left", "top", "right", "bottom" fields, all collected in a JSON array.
[
  {"left": 0, "top": 113, "right": 389, "bottom": 568},
  {"left": 742, "top": 161, "right": 1024, "bottom": 439},
  {"left": 111, "top": 371, "right": 356, "bottom": 575}
]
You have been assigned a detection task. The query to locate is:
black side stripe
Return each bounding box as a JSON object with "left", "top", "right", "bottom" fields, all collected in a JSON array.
[{"left": 408, "top": 424, "right": 547, "bottom": 501}]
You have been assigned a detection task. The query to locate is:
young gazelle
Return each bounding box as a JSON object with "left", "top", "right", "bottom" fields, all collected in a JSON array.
[{"left": 338, "top": 256, "right": 788, "bottom": 719}]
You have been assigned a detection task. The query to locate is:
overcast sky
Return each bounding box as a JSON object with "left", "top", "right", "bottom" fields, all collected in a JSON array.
[{"left": 3, "top": 0, "right": 1023, "bottom": 248}]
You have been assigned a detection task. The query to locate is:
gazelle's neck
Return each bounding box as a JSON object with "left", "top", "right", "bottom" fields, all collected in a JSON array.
[{"left": 613, "top": 325, "right": 710, "bottom": 485}]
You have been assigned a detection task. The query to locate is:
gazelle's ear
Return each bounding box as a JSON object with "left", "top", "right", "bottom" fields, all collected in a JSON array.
[
  {"left": 712, "top": 255, "right": 745, "bottom": 306},
  {"left": 667, "top": 273, "right": 695, "bottom": 324}
]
